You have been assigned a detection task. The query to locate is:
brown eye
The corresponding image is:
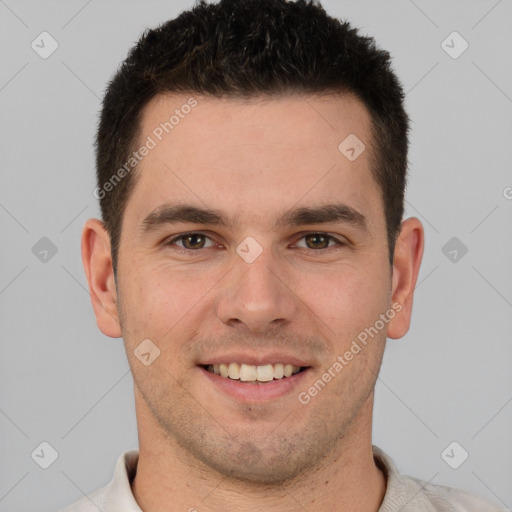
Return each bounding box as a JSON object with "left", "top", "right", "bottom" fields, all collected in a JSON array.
[
  {"left": 303, "top": 233, "right": 331, "bottom": 249},
  {"left": 181, "top": 233, "right": 206, "bottom": 249},
  {"left": 166, "top": 232, "right": 215, "bottom": 252},
  {"left": 293, "top": 232, "right": 345, "bottom": 253}
]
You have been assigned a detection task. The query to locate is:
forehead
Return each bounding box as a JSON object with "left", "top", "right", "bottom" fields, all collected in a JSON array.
[
  {"left": 126, "top": 92, "right": 382, "bottom": 231},
  {"left": 139, "top": 91, "right": 372, "bottom": 158}
]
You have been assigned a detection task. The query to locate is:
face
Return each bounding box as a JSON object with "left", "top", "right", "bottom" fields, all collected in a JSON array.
[{"left": 88, "top": 92, "right": 419, "bottom": 484}]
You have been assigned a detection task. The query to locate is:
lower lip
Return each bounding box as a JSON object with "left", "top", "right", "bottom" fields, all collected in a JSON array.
[{"left": 199, "top": 366, "right": 311, "bottom": 403}]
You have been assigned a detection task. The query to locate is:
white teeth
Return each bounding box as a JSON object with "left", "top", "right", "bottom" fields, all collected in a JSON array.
[
  {"left": 220, "top": 363, "right": 229, "bottom": 377},
  {"left": 240, "top": 363, "right": 257, "bottom": 381},
  {"left": 273, "top": 363, "right": 284, "bottom": 379},
  {"left": 228, "top": 362, "right": 240, "bottom": 380},
  {"left": 206, "top": 363, "right": 303, "bottom": 381},
  {"left": 256, "top": 364, "right": 274, "bottom": 382}
]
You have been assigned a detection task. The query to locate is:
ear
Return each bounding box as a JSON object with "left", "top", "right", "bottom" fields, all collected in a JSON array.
[
  {"left": 81, "top": 218, "right": 122, "bottom": 338},
  {"left": 387, "top": 217, "right": 424, "bottom": 339}
]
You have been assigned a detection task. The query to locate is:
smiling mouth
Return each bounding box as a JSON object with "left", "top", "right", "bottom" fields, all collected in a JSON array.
[{"left": 202, "top": 363, "right": 308, "bottom": 383}]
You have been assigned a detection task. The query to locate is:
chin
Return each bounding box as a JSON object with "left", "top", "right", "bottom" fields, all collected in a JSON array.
[{"left": 182, "top": 428, "right": 330, "bottom": 486}]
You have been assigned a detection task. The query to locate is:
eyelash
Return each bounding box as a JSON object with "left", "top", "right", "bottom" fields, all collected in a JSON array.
[{"left": 165, "top": 231, "right": 345, "bottom": 256}]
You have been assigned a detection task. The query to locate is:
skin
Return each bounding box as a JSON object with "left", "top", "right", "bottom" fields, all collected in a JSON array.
[{"left": 82, "top": 92, "right": 424, "bottom": 511}]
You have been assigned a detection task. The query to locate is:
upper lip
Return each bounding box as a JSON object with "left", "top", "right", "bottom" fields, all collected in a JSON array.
[{"left": 197, "top": 352, "right": 313, "bottom": 367}]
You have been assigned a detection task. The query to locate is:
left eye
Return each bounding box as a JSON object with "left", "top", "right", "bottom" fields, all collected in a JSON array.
[{"left": 295, "top": 233, "right": 341, "bottom": 250}]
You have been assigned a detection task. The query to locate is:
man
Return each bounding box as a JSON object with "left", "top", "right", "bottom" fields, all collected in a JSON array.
[{"left": 62, "top": 0, "right": 505, "bottom": 510}]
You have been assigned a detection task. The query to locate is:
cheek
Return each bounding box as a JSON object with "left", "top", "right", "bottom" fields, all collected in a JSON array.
[
  {"left": 120, "top": 263, "right": 216, "bottom": 339},
  {"left": 117, "top": 266, "right": 169, "bottom": 338},
  {"left": 294, "top": 260, "right": 389, "bottom": 334}
]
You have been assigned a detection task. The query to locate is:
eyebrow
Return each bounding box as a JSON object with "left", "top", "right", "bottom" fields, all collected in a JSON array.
[{"left": 140, "top": 202, "right": 368, "bottom": 234}]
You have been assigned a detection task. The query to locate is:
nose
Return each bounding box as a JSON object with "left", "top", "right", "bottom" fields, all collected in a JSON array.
[{"left": 216, "top": 246, "right": 297, "bottom": 333}]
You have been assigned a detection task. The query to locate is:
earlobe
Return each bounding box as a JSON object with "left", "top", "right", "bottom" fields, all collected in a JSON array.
[
  {"left": 81, "top": 218, "right": 122, "bottom": 338},
  {"left": 387, "top": 217, "right": 424, "bottom": 340}
]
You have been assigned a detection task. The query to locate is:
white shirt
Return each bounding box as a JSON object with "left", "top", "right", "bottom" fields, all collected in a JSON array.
[{"left": 59, "top": 445, "right": 506, "bottom": 511}]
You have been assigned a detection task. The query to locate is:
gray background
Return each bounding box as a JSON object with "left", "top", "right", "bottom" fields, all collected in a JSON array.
[{"left": 1, "top": 0, "right": 511, "bottom": 510}]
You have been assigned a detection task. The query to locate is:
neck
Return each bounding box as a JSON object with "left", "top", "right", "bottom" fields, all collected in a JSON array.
[{"left": 131, "top": 395, "right": 386, "bottom": 512}]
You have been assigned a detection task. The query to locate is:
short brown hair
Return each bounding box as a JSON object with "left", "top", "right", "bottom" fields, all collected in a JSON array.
[{"left": 95, "top": 0, "right": 409, "bottom": 273}]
